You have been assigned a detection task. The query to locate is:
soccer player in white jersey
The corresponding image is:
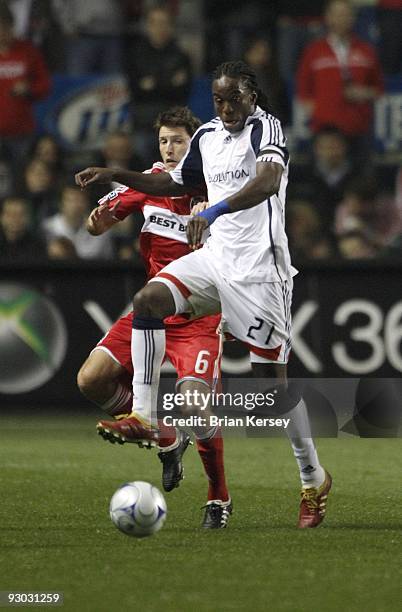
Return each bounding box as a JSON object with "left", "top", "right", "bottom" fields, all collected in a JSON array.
[{"left": 76, "top": 61, "right": 332, "bottom": 528}]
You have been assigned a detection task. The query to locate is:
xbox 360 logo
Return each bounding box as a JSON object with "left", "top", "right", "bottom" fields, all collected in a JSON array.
[{"left": 0, "top": 283, "right": 67, "bottom": 394}]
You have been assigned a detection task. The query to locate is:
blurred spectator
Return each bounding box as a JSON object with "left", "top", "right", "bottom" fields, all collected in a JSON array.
[
  {"left": 296, "top": 0, "right": 384, "bottom": 162},
  {"left": 243, "top": 36, "right": 290, "bottom": 124},
  {"left": 0, "top": 196, "right": 47, "bottom": 261},
  {"left": 30, "top": 134, "right": 64, "bottom": 176},
  {"left": 377, "top": 0, "right": 402, "bottom": 75},
  {"left": 286, "top": 199, "right": 336, "bottom": 261},
  {"left": 381, "top": 157, "right": 402, "bottom": 259},
  {"left": 47, "top": 236, "right": 78, "bottom": 260},
  {"left": 205, "top": 1, "right": 275, "bottom": 71},
  {"left": 94, "top": 130, "right": 145, "bottom": 255},
  {"left": 126, "top": 4, "right": 192, "bottom": 165},
  {"left": 276, "top": 0, "right": 326, "bottom": 83},
  {"left": 0, "top": 1, "right": 51, "bottom": 177},
  {"left": 337, "top": 229, "right": 379, "bottom": 259},
  {"left": 8, "top": 0, "right": 64, "bottom": 71},
  {"left": 41, "top": 184, "right": 114, "bottom": 260},
  {"left": 291, "top": 126, "right": 360, "bottom": 234},
  {"left": 0, "top": 149, "right": 13, "bottom": 199},
  {"left": 21, "top": 158, "right": 59, "bottom": 222},
  {"left": 335, "top": 177, "right": 400, "bottom": 246},
  {"left": 98, "top": 131, "right": 144, "bottom": 176},
  {"left": 52, "top": 0, "right": 124, "bottom": 75},
  {"left": 395, "top": 165, "right": 402, "bottom": 222}
]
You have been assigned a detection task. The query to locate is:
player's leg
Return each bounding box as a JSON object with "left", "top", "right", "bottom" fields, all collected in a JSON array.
[
  {"left": 251, "top": 360, "right": 331, "bottom": 528},
  {"left": 166, "top": 320, "right": 231, "bottom": 527},
  {"left": 95, "top": 282, "right": 174, "bottom": 445},
  {"left": 182, "top": 380, "right": 231, "bottom": 528},
  {"left": 77, "top": 313, "right": 135, "bottom": 417},
  {"left": 218, "top": 277, "right": 332, "bottom": 528},
  {"left": 77, "top": 350, "right": 132, "bottom": 417},
  {"left": 97, "top": 249, "right": 219, "bottom": 445},
  {"left": 86, "top": 312, "right": 177, "bottom": 448}
]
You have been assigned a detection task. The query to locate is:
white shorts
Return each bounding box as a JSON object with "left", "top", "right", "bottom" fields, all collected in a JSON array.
[{"left": 150, "top": 247, "right": 292, "bottom": 364}]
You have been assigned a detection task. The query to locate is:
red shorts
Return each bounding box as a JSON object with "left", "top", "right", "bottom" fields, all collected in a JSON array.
[{"left": 94, "top": 312, "right": 222, "bottom": 386}]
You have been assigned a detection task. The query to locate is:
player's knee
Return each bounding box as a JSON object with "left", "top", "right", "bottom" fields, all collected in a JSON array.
[
  {"left": 77, "top": 362, "right": 99, "bottom": 398},
  {"left": 268, "top": 382, "right": 305, "bottom": 416},
  {"left": 178, "top": 380, "right": 210, "bottom": 417},
  {"left": 133, "top": 283, "right": 173, "bottom": 319}
]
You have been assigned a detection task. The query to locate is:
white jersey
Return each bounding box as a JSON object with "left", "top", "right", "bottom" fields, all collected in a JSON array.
[{"left": 170, "top": 106, "right": 297, "bottom": 283}]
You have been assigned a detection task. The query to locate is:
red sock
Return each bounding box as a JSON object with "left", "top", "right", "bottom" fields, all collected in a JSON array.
[
  {"left": 157, "top": 419, "right": 178, "bottom": 448},
  {"left": 196, "top": 428, "right": 229, "bottom": 502}
]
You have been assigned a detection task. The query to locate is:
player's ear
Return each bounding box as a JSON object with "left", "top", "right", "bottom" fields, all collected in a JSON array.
[{"left": 250, "top": 91, "right": 257, "bottom": 104}]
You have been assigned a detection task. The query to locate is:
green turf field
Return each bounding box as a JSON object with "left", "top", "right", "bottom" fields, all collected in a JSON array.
[{"left": 0, "top": 413, "right": 401, "bottom": 612}]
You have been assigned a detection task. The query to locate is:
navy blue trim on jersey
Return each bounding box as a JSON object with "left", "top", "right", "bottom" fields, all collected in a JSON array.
[
  {"left": 249, "top": 119, "right": 263, "bottom": 156},
  {"left": 181, "top": 127, "right": 216, "bottom": 190},
  {"left": 132, "top": 315, "right": 165, "bottom": 330},
  {"left": 144, "top": 329, "right": 152, "bottom": 384},
  {"left": 267, "top": 198, "right": 284, "bottom": 283},
  {"left": 259, "top": 145, "right": 289, "bottom": 166}
]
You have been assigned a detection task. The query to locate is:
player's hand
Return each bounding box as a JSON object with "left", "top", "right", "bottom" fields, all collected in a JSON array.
[
  {"left": 186, "top": 215, "right": 209, "bottom": 250},
  {"left": 75, "top": 167, "right": 114, "bottom": 188},
  {"left": 191, "top": 201, "right": 209, "bottom": 215},
  {"left": 87, "top": 202, "right": 118, "bottom": 235}
]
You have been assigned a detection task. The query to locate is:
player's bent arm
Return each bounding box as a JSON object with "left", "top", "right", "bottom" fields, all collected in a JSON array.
[
  {"left": 75, "top": 166, "right": 186, "bottom": 197},
  {"left": 197, "top": 161, "right": 283, "bottom": 225},
  {"left": 187, "top": 162, "right": 283, "bottom": 248},
  {"left": 226, "top": 161, "right": 283, "bottom": 212}
]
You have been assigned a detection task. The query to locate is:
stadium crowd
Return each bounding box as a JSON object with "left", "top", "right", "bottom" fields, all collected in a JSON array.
[{"left": 1, "top": 0, "right": 402, "bottom": 265}]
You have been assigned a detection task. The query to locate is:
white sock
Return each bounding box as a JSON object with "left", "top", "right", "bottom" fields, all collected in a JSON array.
[
  {"left": 100, "top": 383, "right": 132, "bottom": 416},
  {"left": 131, "top": 327, "right": 165, "bottom": 427},
  {"left": 285, "top": 398, "right": 325, "bottom": 488}
]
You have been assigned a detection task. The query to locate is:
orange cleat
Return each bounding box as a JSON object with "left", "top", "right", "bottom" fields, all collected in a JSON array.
[
  {"left": 96, "top": 413, "right": 159, "bottom": 448},
  {"left": 298, "top": 470, "right": 332, "bottom": 528}
]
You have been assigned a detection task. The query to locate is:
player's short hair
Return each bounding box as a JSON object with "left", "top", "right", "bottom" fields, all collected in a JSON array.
[
  {"left": 154, "top": 106, "right": 202, "bottom": 137},
  {"left": 0, "top": 1, "right": 14, "bottom": 26},
  {"left": 212, "top": 61, "right": 271, "bottom": 113}
]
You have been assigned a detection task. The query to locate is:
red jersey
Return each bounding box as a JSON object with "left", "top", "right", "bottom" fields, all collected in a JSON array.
[
  {"left": 297, "top": 36, "right": 384, "bottom": 136},
  {"left": 98, "top": 162, "right": 204, "bottom": 326},
  {"left": 0, "top": 39, "right": 51, "bottom": 136}
]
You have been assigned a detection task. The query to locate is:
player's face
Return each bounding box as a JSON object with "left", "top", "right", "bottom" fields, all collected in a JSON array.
[
  {"left": 212, "top": 76, "right": 257, "bottom": 133},
  {"left": 158, "top": 126, "right": 191, "bottom": 170}
]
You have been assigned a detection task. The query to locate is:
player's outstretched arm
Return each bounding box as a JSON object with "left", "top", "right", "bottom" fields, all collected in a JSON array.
[{"left": 75, "top": 166, "right": 186, "bottom": 197}]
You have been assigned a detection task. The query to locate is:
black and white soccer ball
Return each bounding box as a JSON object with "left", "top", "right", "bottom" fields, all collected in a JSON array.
[{"left": 109, "top": 481, "right": 167, "bottom": 538}]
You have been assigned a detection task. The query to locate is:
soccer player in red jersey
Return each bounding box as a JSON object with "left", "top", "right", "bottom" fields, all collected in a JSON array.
[{"left": 77, "top": 107, "right": 230, "bottom": 528}]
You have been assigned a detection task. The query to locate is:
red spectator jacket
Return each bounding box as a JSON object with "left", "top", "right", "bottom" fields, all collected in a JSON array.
[
  {"left": 297, "top": 36, "right": 384, "bottom": 136},
  {"left": 378, "top": 1, "right": 402, "bottom": 8},
  {"left": 0, "top": 39, "right": 51, "bottom": 136}
]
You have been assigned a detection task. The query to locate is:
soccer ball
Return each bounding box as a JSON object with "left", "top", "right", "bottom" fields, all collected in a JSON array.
[{"left": 109, "top": 481, "right": 167, "bottom": 538}]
